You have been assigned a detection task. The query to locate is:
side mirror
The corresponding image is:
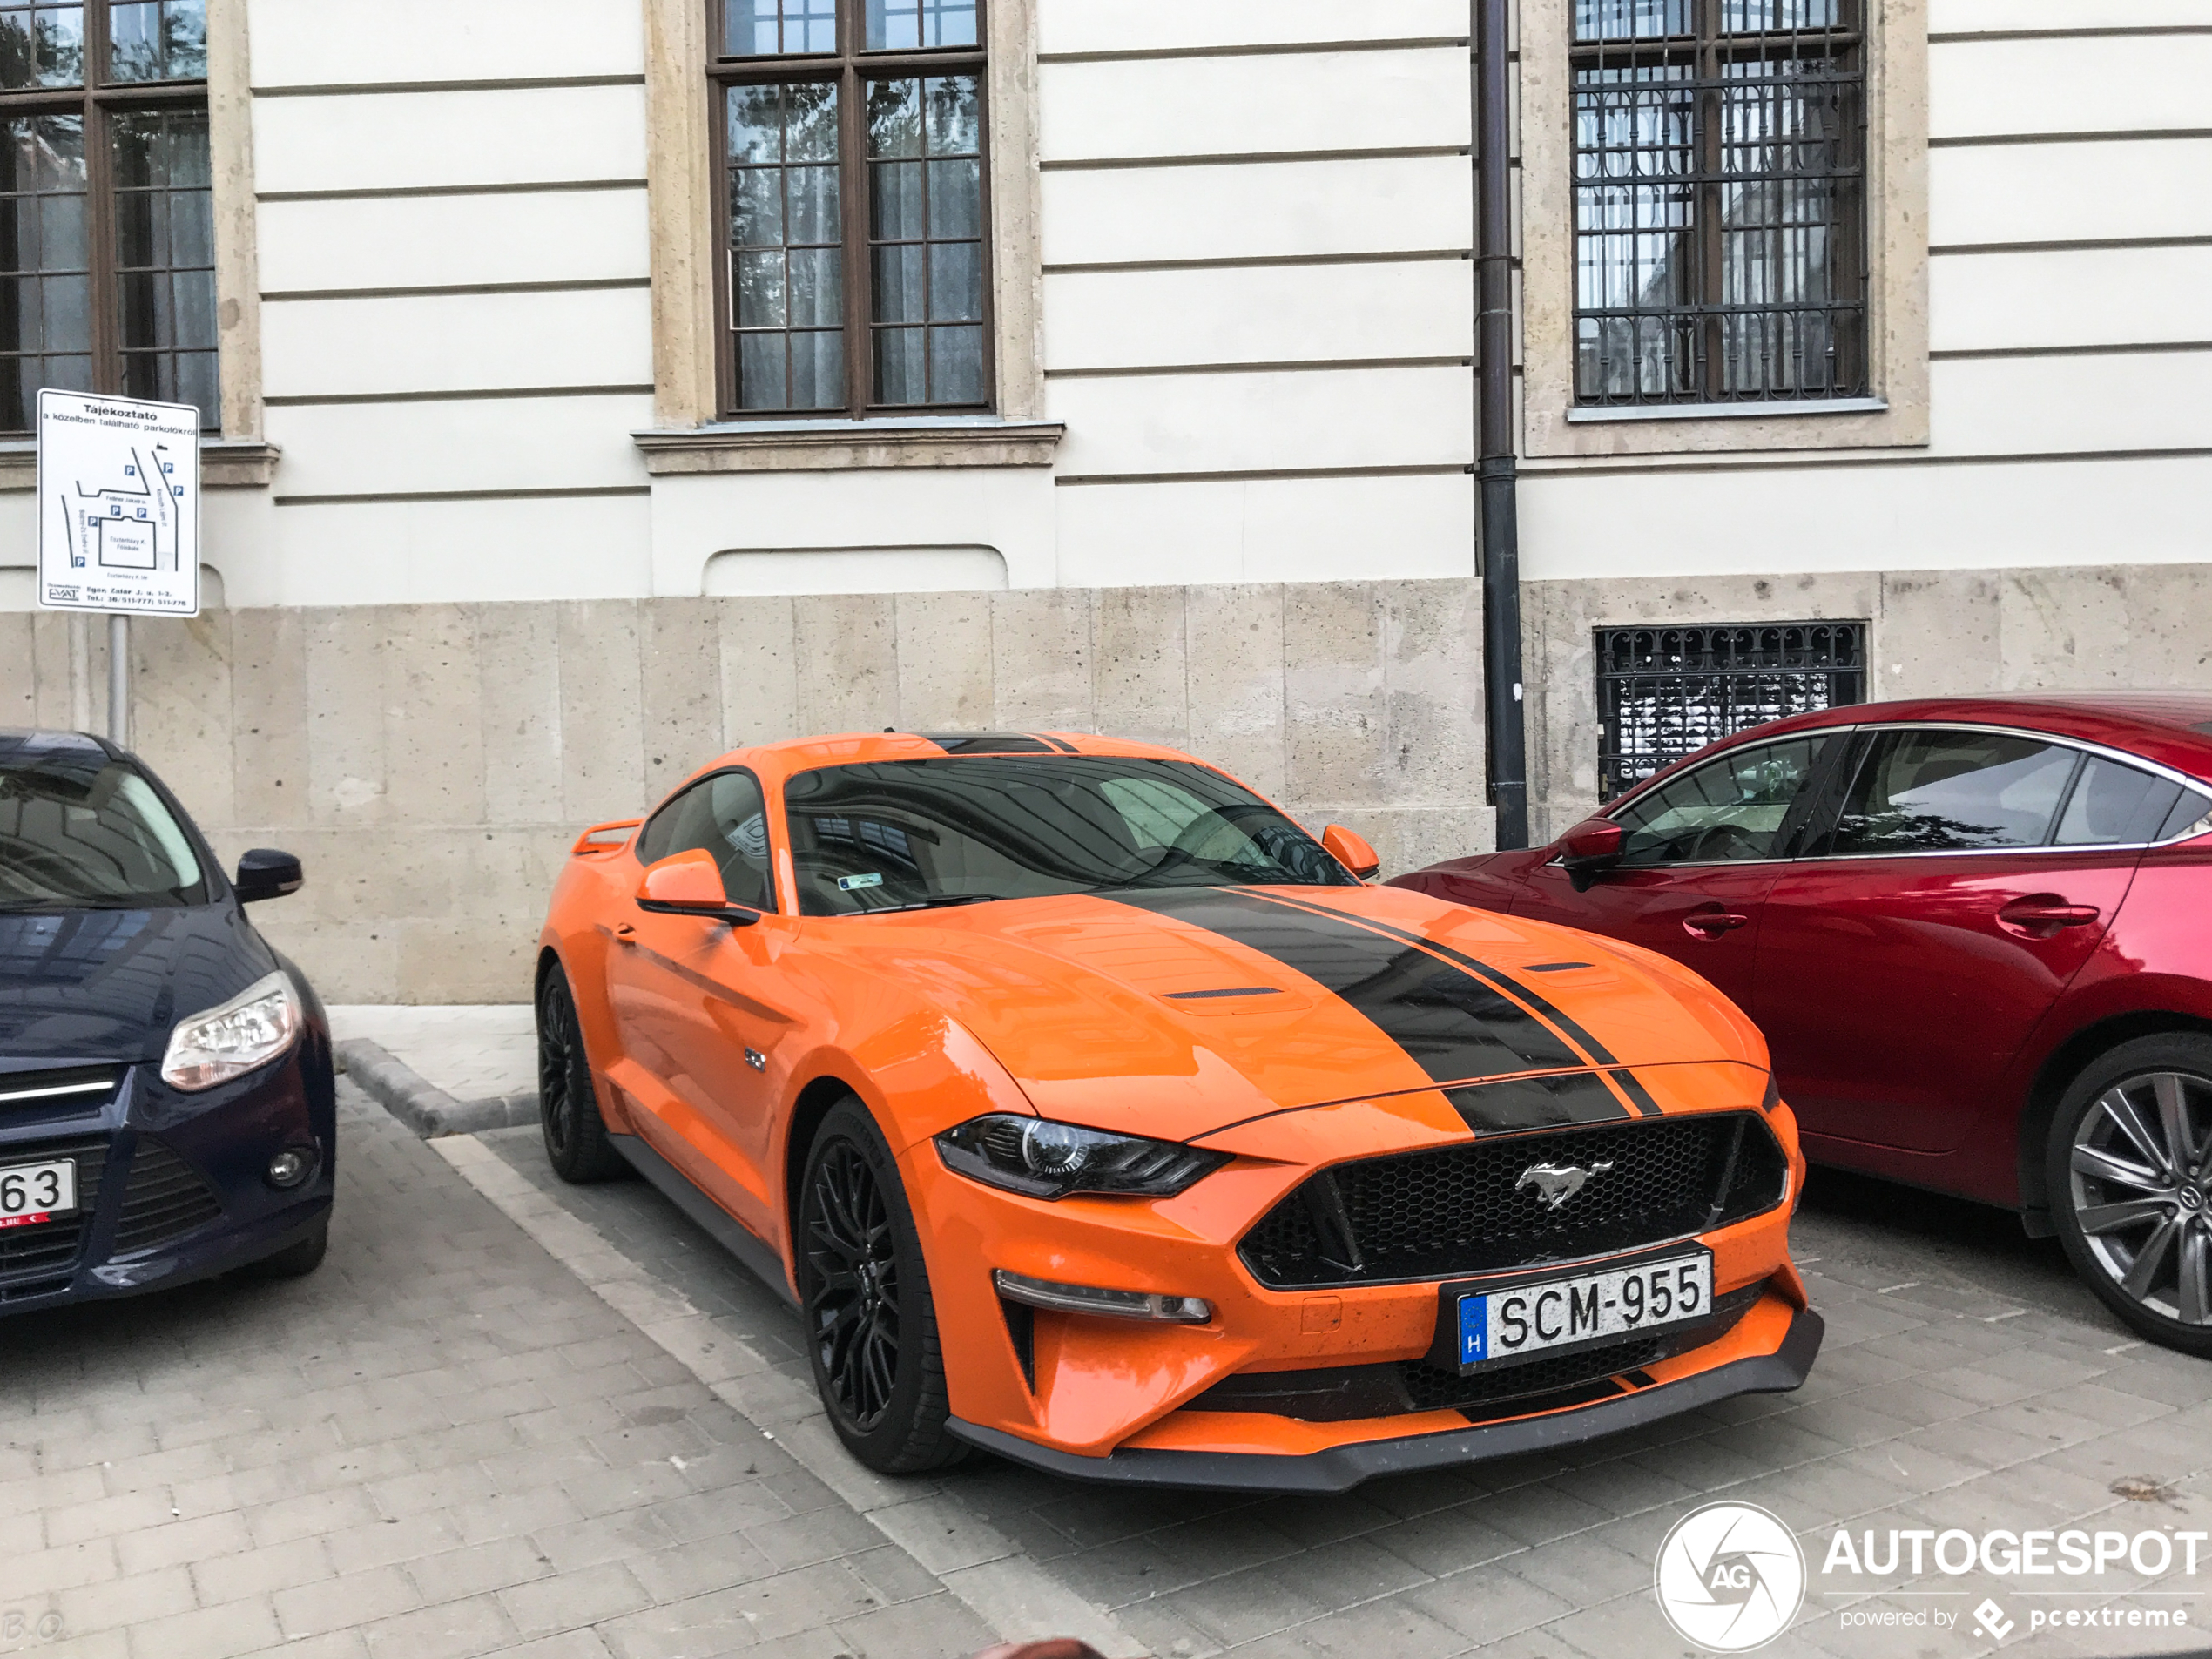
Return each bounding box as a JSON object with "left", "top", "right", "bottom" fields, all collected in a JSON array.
[
  {"left": 234, "top": 848, "right": 303, "bottom": 904},
  {"left": 1556, "top": 818, "right": 1626, "bottom": 893},
  {"left": 635, "top": 850, "right": 759, "bottom": 926},
  {"left": 1322, "top": 824, "right": 1381, "bottom": 880}
]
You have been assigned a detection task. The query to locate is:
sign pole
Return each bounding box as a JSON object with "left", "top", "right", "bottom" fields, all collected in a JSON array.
[{"left": 108, "top": 612, "right": 129, "bottom": 746}]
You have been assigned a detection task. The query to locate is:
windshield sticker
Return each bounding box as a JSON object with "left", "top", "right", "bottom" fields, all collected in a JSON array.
[{"left": 837, "top": 873, "right": 885, "bottom": 892}]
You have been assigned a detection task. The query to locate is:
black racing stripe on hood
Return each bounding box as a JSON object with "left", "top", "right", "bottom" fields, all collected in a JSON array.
[
  {"left": 1444, "top": 1070, "right": 1630, "bottom": 1131},
  {"left": 1251, "top": 890, "right": 1622, "bottom": 1068},
  {"left": 1104, "top": 887, "right": 1588, "bottom": 1084},
  {"left": 1610, "top": 1068, "right": 1663, "bottom": 1117}
]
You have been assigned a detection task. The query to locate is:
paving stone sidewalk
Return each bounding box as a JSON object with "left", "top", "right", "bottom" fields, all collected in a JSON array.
[{"left": 1, "top": 1085, "right": 1001, "bottom": 1659}]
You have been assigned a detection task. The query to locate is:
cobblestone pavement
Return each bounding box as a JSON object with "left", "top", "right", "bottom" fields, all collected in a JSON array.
[
  {"left": 10, "top": 1029, "right": 2212, "bottom": 1659},
  {"left": 3, "top": 1087, "right": 1001, "bottom": 1659}
]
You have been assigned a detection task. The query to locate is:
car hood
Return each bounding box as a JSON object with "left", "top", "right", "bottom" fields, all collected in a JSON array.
[
  {"left": 823, "top": 884, "right": 1764, "bottom": 1143},
  {"left": 0, "top": 905, "right": 274, "bottom": 1065}
]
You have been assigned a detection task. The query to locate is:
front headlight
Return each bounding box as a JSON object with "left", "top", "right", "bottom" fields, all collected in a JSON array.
[
  {"left": 161, "top": 971, "right": 302, "bottom": 1091},
  {"left": 934, "top": 1113, "right": 1229, "bottom": 1200}
]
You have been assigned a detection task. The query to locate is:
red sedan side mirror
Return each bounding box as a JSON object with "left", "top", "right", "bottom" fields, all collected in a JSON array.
[
  {"left": 1322, "top": 824, "right": 1381, "bottom": 880},
  {"left": 1556, "top": 818, "right": 1625, "bottom": 893},
  {"left": 636, "top": 850, "right": 759, "bottom": 925}
]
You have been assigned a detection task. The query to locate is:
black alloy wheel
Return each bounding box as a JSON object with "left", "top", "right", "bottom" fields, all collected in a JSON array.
[
  {"left": 537, "top": 966, "right": 625, "bottom": 1184},
  {"left": 2050, "top": 1034, "right": 2212, "bottom": 1358},
  {"left": 797, "top": 1097, "right": 964, "bottom": 1473}
]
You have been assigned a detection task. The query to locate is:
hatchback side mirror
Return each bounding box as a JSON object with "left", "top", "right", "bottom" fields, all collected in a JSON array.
[
  {"left": 1322, "top": 825, "right": 1381, "bottom": 880},
  {"left": 234, "top": 848, "right": 303, "bottom": 904},
  {"left": 1556, "top": 818, "right": 1625, "bottom": 893},
  {"left": 636, "top": 850, "right": 760, "bottom": 926}
]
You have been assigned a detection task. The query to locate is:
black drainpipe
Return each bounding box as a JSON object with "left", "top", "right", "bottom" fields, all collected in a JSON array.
[{"left": 1475, "top": 0, "right": 1529, "bottom": 850}]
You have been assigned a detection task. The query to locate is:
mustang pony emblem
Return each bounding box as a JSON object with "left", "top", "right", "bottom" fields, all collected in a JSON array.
[{"left": 1516, "top": 1159, "right": 1616, "bottom": 1211}]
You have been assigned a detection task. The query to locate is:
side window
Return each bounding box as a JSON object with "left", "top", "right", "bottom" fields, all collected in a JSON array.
[
  {"left": 2054, "top": 757, "right": 2182, "bottom": 848},
  {"left": 634, "top": 772, "right": 777, "bottom": 911},
  {"left": 1615, "top": 737, "right": 1826, "bottom": 867},
  {"left": 1826, "top": 730, "right": 2079, "bottom": 856},
  {"left": 2162, "top": 786, "right": 2212, "bottom": 842}
]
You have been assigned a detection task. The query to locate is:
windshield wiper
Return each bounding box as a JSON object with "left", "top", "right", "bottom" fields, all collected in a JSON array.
[{"left": 854, "top": 893, "right": 1002, "bottom": 915}]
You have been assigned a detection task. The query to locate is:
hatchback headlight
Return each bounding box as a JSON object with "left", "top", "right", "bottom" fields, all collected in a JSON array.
[
  {"left": 162, "top": 971, "right": 301, "bottom": 1091},
  {"left": 935, "top": 1113, "right": 1228, "bottom": 1200}
]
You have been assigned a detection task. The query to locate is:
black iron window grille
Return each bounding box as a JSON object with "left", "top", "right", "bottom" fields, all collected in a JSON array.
[
  {"left": 1572, "top": 0, "right": 1866, "bottom": 408},
  {"left": 1596, "top": 621, "right": 1865, "bottom": 799}
]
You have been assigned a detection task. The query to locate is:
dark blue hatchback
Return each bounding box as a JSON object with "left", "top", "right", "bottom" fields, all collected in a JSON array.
[{"left": 0, "top": 730, "right": 334, "bottom": 1312}]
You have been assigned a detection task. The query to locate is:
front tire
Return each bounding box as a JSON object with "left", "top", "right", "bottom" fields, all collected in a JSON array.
[
  {"left": 796, "top": 1098, "right": 966, "bottom": 1474},
  {"left": 538, "top": 965, "right": 626, "bottom": 1184},
  {"left": 2048, "top": 1034, "right": 2212, "bottom": 1358},
  {"left": 244, "top": 1217, "right": 327, "bottom": 1280}
]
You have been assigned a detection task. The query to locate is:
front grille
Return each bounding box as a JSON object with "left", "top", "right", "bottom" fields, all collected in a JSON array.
[
  {"left": 0, "top": 1135, "right": 110, "bottom": 1289},
  {"left": 111, "top": 1138, "right": 224, "bottom": 1254},
  {"left": 1191, "top": 1281, "right": 1768, "bottom": 1423},
  {"left": 0, "top": 1065, "right": 121, "bottom": 1111},
  {"left": 1239, "top": 1112, "right": 1788, "bottom": 1289}
]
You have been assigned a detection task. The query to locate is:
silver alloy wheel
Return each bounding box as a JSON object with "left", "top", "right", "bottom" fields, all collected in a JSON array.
[{"left": 2068, "top": 1069, "right": 2212, "bottom": 1325}]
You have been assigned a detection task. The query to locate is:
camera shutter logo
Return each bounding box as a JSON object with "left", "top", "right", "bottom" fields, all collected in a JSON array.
[{"left": 1654, "top": 1501, "right": 1806, "bottom": 1651}]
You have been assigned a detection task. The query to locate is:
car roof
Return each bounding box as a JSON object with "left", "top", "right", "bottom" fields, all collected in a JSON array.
[
  {"left": 699, "top": 731, "right": 1208, "bottom": 785},
  {"left": 0, "top": 729, "right": 116, "bottom": 768},
  {"left": 1702, "top": 693, "right": 2212, "bottom": 784}
]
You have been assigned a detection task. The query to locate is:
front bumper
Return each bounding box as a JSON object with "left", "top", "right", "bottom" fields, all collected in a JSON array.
[
  {"left": 0, "top": 1033, "right": 337, "bottom": 1316},
  {"left": 949, "top": 1304, "right": 1823, "bottom": 1494}
]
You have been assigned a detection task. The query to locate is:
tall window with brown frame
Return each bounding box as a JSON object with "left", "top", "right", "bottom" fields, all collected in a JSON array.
[
  {"left": 0, "top": 0, "right": 215, "bottom": 433},
  {"left": 1572, "top": 0, "right": 1866, "bottom": 409},
  {"left": 712, "top": 0, "right": 989, "bottom": 416}
]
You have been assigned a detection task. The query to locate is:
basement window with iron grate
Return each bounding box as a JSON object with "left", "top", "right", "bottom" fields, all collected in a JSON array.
[{"left": 1596, "top": 621, "right": 1865, "bottom": 801}]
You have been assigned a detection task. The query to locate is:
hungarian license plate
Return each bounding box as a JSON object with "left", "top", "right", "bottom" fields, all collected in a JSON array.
[
  {"left": 1450, "top": 1251, "right": 1712, "bottom": 1372},
  {"left": 0, "top": 1158, "right": 78, "bottom": 1229}
]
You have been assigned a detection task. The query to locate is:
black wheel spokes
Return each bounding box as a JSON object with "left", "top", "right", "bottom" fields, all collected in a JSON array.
[
  {"left": 539, "top": 993, "right": 576, "bottom": 1156},
  {"left": 804, "top": 1143, "right": 900, "bottom": 1428},
  {"left": 2073, "top": 1072, "right": 2212, "bottom": 1325}
]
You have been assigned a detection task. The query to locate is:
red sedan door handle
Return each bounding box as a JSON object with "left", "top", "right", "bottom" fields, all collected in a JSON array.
[
  {"left": 1998, "top": 895, "right": 2100, "bottom": 937},
  {"left": 1683, "top": 905, "right": 1751, "bottom": 941}
]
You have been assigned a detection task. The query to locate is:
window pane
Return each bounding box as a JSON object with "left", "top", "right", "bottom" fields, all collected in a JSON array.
[
  {"left": 106, "top": 0, "right": 201, "bottom": 82},
  {"left": 1617, "top": 738, "right": 1824, "bottom": 866},
  {"left": 726, "top": 83, "right": 844, "bottom": 411},
  {"left": 865, "top": 0, "right": 975, "bottom": 51},
  {"left": 1828, "top": 732, "right": 2079, "bottom": 856},
  {"left": 867, "top": 74, "right": 982, "bottom": 405},
  {"left": 2055, "top": 758, "right": 2175, "bottom": 847},
  {"left": 730, "top": 0, "right": 836, "bottom": 57},
  {"left": 107, "top": 108, "right": 216, "bottom": 426},
  {"left": 0, "top": 2, "right": 84, "bottom": 89},
  {"left": 0, "top": 113, "right": 89, "bottom": 432}
]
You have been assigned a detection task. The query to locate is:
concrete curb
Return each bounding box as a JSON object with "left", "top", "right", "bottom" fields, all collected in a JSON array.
[{"left": 335, "top": 1038, "right": 538, "bottom": 1137}]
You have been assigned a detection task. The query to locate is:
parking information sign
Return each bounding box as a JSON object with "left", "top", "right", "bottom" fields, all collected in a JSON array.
[{"left": 36, "top": 388, "right": 201, "bottom": 617}]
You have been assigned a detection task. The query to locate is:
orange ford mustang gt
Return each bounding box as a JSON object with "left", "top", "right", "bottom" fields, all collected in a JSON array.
[{"left": 534, "top": 731, "right": 1821, "bottom": 1493}]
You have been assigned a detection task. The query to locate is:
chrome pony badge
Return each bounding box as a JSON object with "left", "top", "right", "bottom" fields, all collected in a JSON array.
[{"left": 1516, "top": 1158, "right": 1615, "bottom": 1211}]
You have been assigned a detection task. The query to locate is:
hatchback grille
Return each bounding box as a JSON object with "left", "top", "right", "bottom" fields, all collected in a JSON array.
[
  {"left": 0, "top": 1135, "right": 110, "bottom": 1288},
  {"left": 112, "top": 1138, "right": 224, "bottom": 1254},
  {"left": 1239, "top": 1111, "right": 1789, "bottom": 1289},
  {"left": 0, "top": 1066, "right": 121, "bottom": 1111}
]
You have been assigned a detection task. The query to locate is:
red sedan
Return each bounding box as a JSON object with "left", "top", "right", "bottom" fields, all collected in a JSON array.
[{"left": 1393, "top": 695, "right": 2212, "bottom": 1355}]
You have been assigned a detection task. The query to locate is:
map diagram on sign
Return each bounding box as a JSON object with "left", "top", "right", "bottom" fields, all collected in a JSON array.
[
  {"left": 35, "top": 388, "right": 202, "bottom": 617},
  {"left": 61, "top": 441, "right": 186, "bottom": 575}
]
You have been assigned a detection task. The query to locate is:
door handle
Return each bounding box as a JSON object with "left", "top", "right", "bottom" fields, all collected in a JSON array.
[
  {"left": 613, "top": 923, "right": 636, "bottom": 944},
  {"left": 1683, "top": 906, "right": 1751, "bottom": 940},
  {"left": 1997, "top": 896, "right": 2100, "bottom": 937}
]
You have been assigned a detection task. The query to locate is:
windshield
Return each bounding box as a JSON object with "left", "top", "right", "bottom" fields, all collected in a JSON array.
[
  {"left": 0, "top": 750, "right": 208, "bottom": 910},
  {"left": 784, "top": 757, "right": 1357, "bottom": 915}
]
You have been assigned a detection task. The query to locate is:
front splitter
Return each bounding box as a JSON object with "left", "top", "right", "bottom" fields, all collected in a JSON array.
[{"left": 948, "top": 1304, "right": 1824, "bottom": 1494}]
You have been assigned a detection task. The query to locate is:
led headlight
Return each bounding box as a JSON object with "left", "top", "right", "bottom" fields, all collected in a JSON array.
[
  {"left": 161, "top": 971, "right": 302, "bottom": 1091},
  {"left": 935, "top": 1113, "right": 1229, "bottom": 1200}
]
